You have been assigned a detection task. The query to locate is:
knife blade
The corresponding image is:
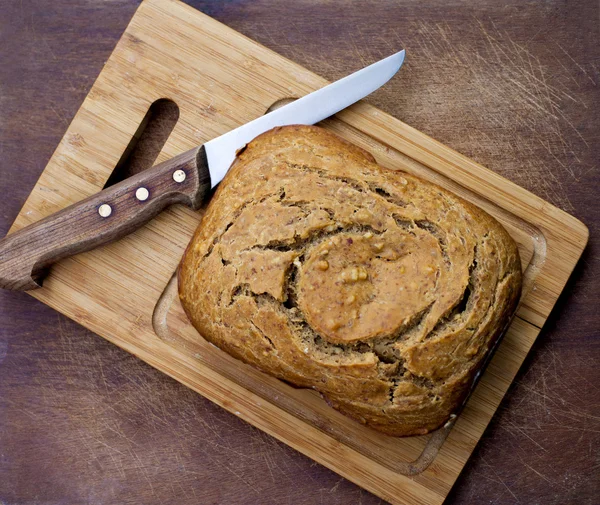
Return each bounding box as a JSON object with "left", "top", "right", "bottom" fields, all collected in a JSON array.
[
  {"left": 205, "top": 50, "right": 405, "bottom": 187},
  {"left": 0, "top": 50, "right": 405, "bottom": 291}
]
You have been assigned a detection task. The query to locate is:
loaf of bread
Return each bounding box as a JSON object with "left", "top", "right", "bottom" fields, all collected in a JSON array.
[{"left": 178, "top": 125, "right": 522, "bottom": 436}]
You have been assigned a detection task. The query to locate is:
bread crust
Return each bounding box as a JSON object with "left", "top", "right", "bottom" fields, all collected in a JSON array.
[{"left": 178, "top": 125, "right": 522, "bottom": 436}]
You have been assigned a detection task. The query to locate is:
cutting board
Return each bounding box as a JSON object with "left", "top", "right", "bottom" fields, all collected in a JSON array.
[{"left": 9, "top": 0, "right": 588, "bottom": 503}]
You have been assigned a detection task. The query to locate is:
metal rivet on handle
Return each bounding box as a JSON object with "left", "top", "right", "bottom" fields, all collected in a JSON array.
[
  {"left": 135, "top": 187, "right": 149, "bottom": 201},
  {"left": 98, "top": 204, "right": 112, "bottom": 218},
  {"left": 173, "top": 169, "right": 186, "bottom": 183}
]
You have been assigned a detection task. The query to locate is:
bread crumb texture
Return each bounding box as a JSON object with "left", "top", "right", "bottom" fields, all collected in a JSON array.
[{"left": 179, "top": 125, "right": 522, "bottom": 436}]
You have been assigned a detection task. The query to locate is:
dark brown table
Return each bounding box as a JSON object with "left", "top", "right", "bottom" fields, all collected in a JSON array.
[{"left": 1, "top": 1, "right": 598, "bottom": 504}]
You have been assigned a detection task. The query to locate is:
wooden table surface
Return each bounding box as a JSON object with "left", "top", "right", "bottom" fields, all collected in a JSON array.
[{"left": 1, "top": 1, "right": 598, "bottom": 504}]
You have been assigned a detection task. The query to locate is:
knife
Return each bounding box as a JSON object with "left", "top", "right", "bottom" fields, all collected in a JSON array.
[{"left": 0, "top": 50, "right": 405, "bottom": 291}]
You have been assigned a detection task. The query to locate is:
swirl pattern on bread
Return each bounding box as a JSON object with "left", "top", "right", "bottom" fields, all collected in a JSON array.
[{"left": 179, "top": 125, "right": 522, "bottom": 436}]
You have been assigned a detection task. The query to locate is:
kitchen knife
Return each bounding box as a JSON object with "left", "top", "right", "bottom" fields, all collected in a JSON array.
[{"left": 0, "top": 50, "right": 405, "bottom": 291}]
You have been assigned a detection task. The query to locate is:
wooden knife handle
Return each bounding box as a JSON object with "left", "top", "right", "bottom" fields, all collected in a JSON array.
[{"left": 0, "top": 145, "right": 211, "bottom": 291}]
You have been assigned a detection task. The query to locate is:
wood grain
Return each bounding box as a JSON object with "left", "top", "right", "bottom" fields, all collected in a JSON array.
[
  {"left": 0, "top": 145, "right": 209, "bottom": 290},
  {"left": 2, "top": 0, "right": 587, "bottom": 501},
  {"left": 0, "top": 1, "right": 597, "bottom": 504}
]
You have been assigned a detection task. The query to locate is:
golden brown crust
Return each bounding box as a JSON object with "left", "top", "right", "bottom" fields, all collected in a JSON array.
[{"left": 178, "top": 125, "right": 522, "bottom": 436}]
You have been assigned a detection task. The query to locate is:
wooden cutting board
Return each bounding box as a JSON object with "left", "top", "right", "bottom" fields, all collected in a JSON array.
[{"left": 9, "top": 0, "right": 588, "bottom": 503}]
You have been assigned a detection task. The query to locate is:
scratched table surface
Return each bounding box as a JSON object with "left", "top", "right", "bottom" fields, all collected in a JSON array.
[{"left": 0, "top": 1, "right": 598, "bottom": 504}]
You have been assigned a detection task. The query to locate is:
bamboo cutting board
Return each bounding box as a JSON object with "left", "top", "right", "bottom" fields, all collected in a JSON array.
[{"left": 8, "top": 0, "right": 588, "bottom": 503}]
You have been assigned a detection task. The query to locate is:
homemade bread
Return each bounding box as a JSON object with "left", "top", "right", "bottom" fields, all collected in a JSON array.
[{"left": 178, "top": 125, "right": 522, "bottom": 436}]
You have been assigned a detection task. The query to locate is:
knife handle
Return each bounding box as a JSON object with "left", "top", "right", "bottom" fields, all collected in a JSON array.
[{"left": 0, "top": 145, "right": 211, "bottom": 291}]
